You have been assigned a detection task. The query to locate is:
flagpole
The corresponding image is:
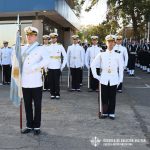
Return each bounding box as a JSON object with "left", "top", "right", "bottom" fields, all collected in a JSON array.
[
  {"left": 87, "top": 68, "right": 90, "bottom": 89},
  {"left": 98, "top": 82, "right": 102, "bottom": 118},
  {"left": 2, "top": 66, "right": 4, "bottom": 84},
  {"left": 20, "top": 99, "right": 22, "bottom": 132},
  {"left": 17, "top": 14, "right": 23, "bottom": 132},
  {"left": 67, "top": 67, "right": 70, "bottom": 89}
]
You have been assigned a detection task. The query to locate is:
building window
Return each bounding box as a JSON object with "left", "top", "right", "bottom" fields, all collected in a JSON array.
[{"left": 0, "top": 20, "right": 32, "bottom": 47}]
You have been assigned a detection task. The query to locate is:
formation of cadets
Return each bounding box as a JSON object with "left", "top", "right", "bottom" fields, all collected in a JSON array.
[
  {"left": 0, "top": 41, "right": 13, "bottom": 85},
  {"left": 0, "top": 26, "right": 150, "bottom": 135},
  {"left": 126, "top": 40, "right": 150, "bottom": 75}
]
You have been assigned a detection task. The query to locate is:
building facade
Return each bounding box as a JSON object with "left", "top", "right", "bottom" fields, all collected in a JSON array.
[{"left": 0, "top": 0, "right": 80, "bottom": 48}]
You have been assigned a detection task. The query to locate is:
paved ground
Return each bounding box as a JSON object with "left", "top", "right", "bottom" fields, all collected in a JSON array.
[{"left": 0, "top": 67, "right": 150, "bottom": 150}]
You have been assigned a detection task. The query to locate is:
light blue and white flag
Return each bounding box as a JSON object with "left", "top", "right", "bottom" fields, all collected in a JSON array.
[{"left": 10, "top": 15, "right": 23, "bottom": 107}]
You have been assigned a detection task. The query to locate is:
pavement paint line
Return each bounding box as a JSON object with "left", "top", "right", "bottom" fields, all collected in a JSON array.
[
  {"left": 125, "top": 86, "right": 150, "bottom": 89},
  {"left": 125, "top": 76, "right": 141, "bottom": 79}
]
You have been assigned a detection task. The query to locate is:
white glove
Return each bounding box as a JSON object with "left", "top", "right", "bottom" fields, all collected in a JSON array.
[
  {"left": 124, "top": 66, "right": 127, "bottom": 70},
  {"left": 117, "top": 82, "right": 120, "bottom": 88},
  {"left": 44, "top": 67, "right": 48, "bottom": 73},
  {"left": 60, "top": 66, "right": 64, "bottom": 72},
  {"left": 86, "top": 65, "right": 90, "bottom": 69}
]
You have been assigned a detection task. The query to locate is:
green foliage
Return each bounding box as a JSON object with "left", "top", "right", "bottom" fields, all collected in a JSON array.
[
  {"left": 79, "top": 21, "right": 119, "bottom": 43},
  {"left": 74, "top": 0, "right": 150, "bottom": 40}
]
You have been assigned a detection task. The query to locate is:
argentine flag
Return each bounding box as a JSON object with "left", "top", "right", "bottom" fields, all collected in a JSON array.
[{"left": 10, "top": 15, "right": 23, "bottom": 106}]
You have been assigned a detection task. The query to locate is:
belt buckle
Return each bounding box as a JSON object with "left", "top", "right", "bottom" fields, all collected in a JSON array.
[{"left": 108, "top": 69, "right": 111, "bottom": 73}]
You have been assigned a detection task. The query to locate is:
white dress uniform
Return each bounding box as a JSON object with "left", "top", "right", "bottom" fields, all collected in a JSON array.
[
  {"left": 0, "top": 46, "right": 13, "bottom": 84},
  {"left": 47, "top": 43, "right": 67, "bottom": 70},
  {"left": 91, "top": 49, "right": 123, "bottom": 117},
  {"left": 21, "top": 43, "right": 49, "bottom": 130},
  {"left": 21, "top": 45, "right": 50, "bottom": 88},
  {"left": 19, "top": 26, "right": 50, "bottom": 135},
  {"left": 113, "top": 44, "right": 128, "bottom": 92},
  {"left": 67, "top": 43, "right": 85, "bottom": 68},
  {"left": 113, "top": 44, "right": 128, "bottom": 69},
  {"left": 67, "top": 43, "right": 85, "bottom": 90},
  {"left": 85, "top": 45, "right": 102, "bottom": 69},
  {"left": 0, "top": 47, "right": 12, "bottom": 65},
  {"left": 79, "top": 46, "right": 86, "bottom": 86},
  {"left": 91, "top": 49, "right": 123, "bottom": 86},
  {"left": 85, "top": 45, "right": 103, "bottom": 90},
  {"left": 47, "top": 43, "right": 67, "bottom": 98},
  {"left": 42, "top": 44, "right": 50, "bottom": 90}
]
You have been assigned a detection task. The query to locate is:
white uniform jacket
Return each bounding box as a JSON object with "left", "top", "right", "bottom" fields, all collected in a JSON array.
[
  {"left": 21, "top": 44, "right": 50, "bottom": 88},
  {"left": 91, "top": 49, "right": 123, "bottom": 86},
  {"left": 0, "top": 47, "right": 12, "bottom": 65},
  {"left": 67, "top": 44, "right": 85, "bottom": 68},
  {"left": 113, "top": 44, "right": 128, "bottom": 68},
  {"left": 85, "top": 45, "right": 102, "bottom": 69},
  {"left": 46, "top": 43, "right": 67, "bottom": 70}
]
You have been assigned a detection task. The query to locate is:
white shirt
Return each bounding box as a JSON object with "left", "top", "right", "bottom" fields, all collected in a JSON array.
[
  {"left": 85, "top": 45, "right": 102, "bottom": 68},
  {"left": 21, "top": 44, "right": 49, "bottom": 88},
  {"left": 0, "top": 47, "right": 12, "bottom": 65},
  {"left": 67, "top": 44, "right": 85, "bottom": 68},
  {"left": 46, "top": 43, "right": 67, "bottom": 69},
  {"left": 113, "top": 44, "right": 128, "bottom": 67},
  {"left": 91, "top": 49, "right": 123, "bottom": 86}
]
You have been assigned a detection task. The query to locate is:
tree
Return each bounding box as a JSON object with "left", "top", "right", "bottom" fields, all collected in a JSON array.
[{"left": 75, "top": 0, "right": 150, "bottom": 40}]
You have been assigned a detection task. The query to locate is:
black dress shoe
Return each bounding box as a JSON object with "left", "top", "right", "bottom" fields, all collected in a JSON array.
[
  {"left": 76, "top": 89, "right": 81, "bottom": 92},
  {"left": 51, "top": 95, "right": 55, "bottom": 99},
  {"left": 69, "top": 89, "right": 76, "bottom": 92},
  {"left": 100, "top": 115, "right": 108, "bottom": 119},
  {"left": 21, "top": 128, "right": 32, "bottom": 134},
  {"left": 56, "top": 96, "right": 60, "bottom": 99},
  {"left": 34, "top": 129, "right": 41, "bottom": 135}
]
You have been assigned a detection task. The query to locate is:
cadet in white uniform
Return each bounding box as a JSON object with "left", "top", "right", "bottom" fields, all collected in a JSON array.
[
  {"left": 21, "top": 26, "right": 49, "bottom": 135},
  {"left": 78, "top": 39, "right": 85, "bottom": 86},
  {"left": 0, "top": 41, "right": 12, "bottom": 84},
  {"left": 67, "top": 35, "right": 85, "bottom": 91},
  {"left": 47, "top": 33, "right": 67, "bottom": 99},
  {"left": 91, "top": 35, "right": 123, "bottom": 119},
  {"left": 113, "top": 35, "right": 128, "bottom": 93},
  {"left": 85, "top": 36, "right": 103, "bottom": 91},
  {"left": 42, "top": 35, "right": 50, "bottom": 91}
]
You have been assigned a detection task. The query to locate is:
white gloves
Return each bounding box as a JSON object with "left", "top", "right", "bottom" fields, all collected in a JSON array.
[
  {"left": 60, "top": 66, "right": 64, "bottom": 72},
  {"left": 86, "top": 65, "right": 90, "bottom": 69}
]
